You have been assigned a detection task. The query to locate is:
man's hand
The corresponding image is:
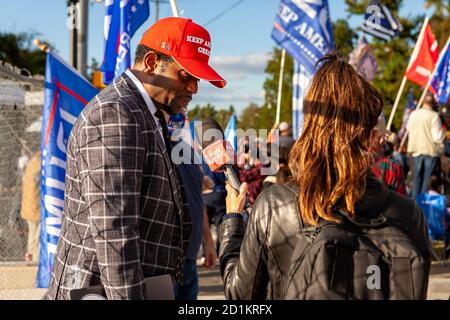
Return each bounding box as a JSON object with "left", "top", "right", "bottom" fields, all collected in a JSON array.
[
  {"left": 226, "top": 182, "right": 248, "bottom": 213},
  {"left": 202, "top": 239, "right": 217, "bottom": 269}
]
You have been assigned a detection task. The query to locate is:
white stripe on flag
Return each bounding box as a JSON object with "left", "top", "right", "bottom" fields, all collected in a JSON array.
[
  {"left": 382, "top": 4, "right": 400, "bottom": 31},
  {"left": 292, "top": 62, "right": 312, "bottom": 139},
  {"left": 363, "top": 21, "right": 396, "bottom": 36},
  {"left": 362, "top": 25, "right": 392, "bottom": 41}
]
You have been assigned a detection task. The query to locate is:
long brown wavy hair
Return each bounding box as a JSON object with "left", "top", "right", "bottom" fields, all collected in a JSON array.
[{"left": 289, "top": 53, "right": 383, "bottom": 226}]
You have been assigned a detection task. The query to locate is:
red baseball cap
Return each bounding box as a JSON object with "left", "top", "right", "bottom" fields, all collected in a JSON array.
[{"left": 139, "top": 17, "right": 226, "bottom": 88}]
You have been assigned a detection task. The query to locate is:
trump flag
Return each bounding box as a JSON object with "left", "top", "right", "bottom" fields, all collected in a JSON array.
[
  {"left": 37, "top": 52, "right": 98, "bottom": 288},
  {"left": 271, "top": 0, "right": 334, "bottom": 75},
  {"left": 272, "top": 0, "right": 334, "bottom": 138},
  {"left": 431, "top": 39, "right": 450, "bottom": 104},
  {"left": 101, "top": 0, "right": 150, "bottom": 85}
]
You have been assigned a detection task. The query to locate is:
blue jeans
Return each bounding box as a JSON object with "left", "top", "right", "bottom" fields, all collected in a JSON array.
[
  {"left": 412, "top": 155, "right": 439, "bottom": 198},
  {"left": 173, "top": 259, "right": 198, "bottom": 300}
]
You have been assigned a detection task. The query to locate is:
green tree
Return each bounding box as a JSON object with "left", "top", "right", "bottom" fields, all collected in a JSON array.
[
  {"left": 345, "top": 0, "right": 425, "bottom": 130},
  {"left": 187, "top": 104, "right": 236, "bottom": 130},
  {"left": 216, "top": 105, "right": 236, "bottom": 130},
  {"left": 263, "top": 47, "right": 294, "bottom": 127},
  {"left": 188, "top": 103, "right": 217, "bottom": 121},
  {"left": 0, "top": 32, "right": 49, "bottom": 75},
  {"left": 344, "top": 0, "right": 402, "bottom": 14},
  {"left": 425, "top": 0, "right": 450, "bottom": 46},
  {"left": 333, "top": 19, "right": 358, "bottom": 59},
  {"left": 239, "top": 103, "right": 274, "bottom": 131}
]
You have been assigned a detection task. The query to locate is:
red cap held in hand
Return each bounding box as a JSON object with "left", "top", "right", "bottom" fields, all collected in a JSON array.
[{"left": 139, "top": 17, "right": 226, "bottom": 88}]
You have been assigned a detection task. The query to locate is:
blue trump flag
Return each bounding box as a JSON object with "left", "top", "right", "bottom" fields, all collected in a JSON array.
[
  {"left": 37, "top": 52, "right": 98, "bottom": 288},
  {"left": 271, "top": 0, "right": 334, "bottom": 75},
  {"left": 101, "top": 0, "right": 150, "bottom": 85},
  {"left": 272, "top": 0, "right": 334, "bottom": 138},
  {"left": 431, "top": 39, "right": 450, "bottom": 104},
  {"left": 225, "top": 114, "right": 237, "bottom": 151}
]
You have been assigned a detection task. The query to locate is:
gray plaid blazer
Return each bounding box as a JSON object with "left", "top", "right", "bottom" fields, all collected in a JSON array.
[{"left": 47, "top": 73, "right": 192, "bottom": 300}]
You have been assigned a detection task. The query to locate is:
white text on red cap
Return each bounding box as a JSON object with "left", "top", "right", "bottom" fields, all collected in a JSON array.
[{"left": 186, "top": 36, "right": 211, "bottom": 57}]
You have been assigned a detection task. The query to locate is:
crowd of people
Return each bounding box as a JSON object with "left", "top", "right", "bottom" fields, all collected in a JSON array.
[
  {"left": 38, "top": 17, "right": 449, "bottom": 300},
  {"left": 228, "top": 92, "right": 450, "bottom": 265}
]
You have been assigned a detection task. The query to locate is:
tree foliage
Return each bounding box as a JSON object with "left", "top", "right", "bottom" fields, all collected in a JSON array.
[
  {"left": 262, "top": 47, "right": 294, "bottom": 128},
  {"left": 0, "top": 32, "right": 49, "bottom": 75},
  {"left": 188, "top": 104, "right": 236, "bottom": 130},
  {"left": 164, "top": 0, "right": 449, "bottom": 133},
  {"left": 425, "top": 0, "right": 450, "bottom": 46}
]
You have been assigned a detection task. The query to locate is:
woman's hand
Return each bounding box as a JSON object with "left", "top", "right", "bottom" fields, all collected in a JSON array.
[{"left": 226, "top": 182, "right": 248, "bottom": 213}]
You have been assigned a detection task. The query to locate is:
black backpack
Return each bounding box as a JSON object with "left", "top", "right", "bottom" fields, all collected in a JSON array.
[{"left": 285, "top": 190, "right": 429, "bottom": 300}]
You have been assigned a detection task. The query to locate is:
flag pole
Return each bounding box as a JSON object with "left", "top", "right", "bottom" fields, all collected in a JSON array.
[
  {"left": 387, "top": 76, "right": 407, "bottom": 131},
  {"left": 415, "top": 36, "right": 450, "bottom": 109},
  {"left": 33, "top": 38, "right": 50, "bottom": 53},
  {"left": 398, "top": 37, "right": 450, "bottom": 150},
  {"left": 387, "top": 17, "right": 429, "bottom": 131},
  {"left": 275, "top": 49, "right": 286, "bottom": 125},
  {"left": 169, "top": 0, "right": 180, "bottom": 17}
]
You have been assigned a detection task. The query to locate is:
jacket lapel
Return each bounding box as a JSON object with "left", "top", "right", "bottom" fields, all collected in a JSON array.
[{"left": 119, "top": 73, "right": 185, "bottom": 217}]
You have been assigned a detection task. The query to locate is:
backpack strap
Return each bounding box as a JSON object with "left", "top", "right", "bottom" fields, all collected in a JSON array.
[{"left": 281, "top": 183, "right": 321, "bottom": 243}]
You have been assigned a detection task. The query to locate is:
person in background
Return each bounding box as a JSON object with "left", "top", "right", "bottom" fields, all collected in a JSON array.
[
  {"left": 174, "top": 150, "right": 217, "bottom": 300},
  {"left": 268, "top": 122, "right": 296, "bottom": 150},
  {"left": 370, "top": 113, "right": 407, "bottom": 196},
  {"left": 238, "top": 142, "right": 265, "bottom": 204},
  {"left": 219, "top": 53, "right": 431, "bottom": 300},
  {"left": 20, "top": 151, "right": 41, "bottom": 262},
  {"left": 202, "top": 161, "right": 227, "bottom": 254},
  {"left": 262, "top": 144, "right": 292, "bottom": 190},
  {"left": 415, "top": 175, "right": 450, "bottom": 259},
  {"left": 407, "top": 94, "right": 445, "bottom": 198}
]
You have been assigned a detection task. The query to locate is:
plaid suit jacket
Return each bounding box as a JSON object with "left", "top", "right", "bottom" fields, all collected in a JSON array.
[{"left": 47, "top": 73, "right": 191, "bottom": 300}]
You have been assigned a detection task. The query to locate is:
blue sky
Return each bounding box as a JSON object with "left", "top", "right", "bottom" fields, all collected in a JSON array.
[{"left": 0, "top": 0, "right": 431, "bottom": 115}]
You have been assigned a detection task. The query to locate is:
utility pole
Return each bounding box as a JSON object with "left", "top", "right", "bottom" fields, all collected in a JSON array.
[
  {"left": 77, "top": 0, "right": 88, "bottom": 77},
  {"left": 67, "top": 0, "right": 78, "bottom": 69},
  {"left": 155, "top": 0, "right": 159, "bottom": 22}
]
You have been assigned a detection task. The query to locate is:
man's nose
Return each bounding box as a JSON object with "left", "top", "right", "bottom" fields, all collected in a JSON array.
[{"left": 186, "top": 79, "right": 199, "bottom": 94}]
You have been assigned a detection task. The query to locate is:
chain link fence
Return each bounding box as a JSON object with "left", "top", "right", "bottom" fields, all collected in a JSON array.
[{"left": 0, "top": 61, "right": 44, "bottom": 267}]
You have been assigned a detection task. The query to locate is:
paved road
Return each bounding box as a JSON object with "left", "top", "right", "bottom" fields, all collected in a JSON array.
[
  {"left": 198, "top": 263, "right": 225, "bottom": 300},
  {"left": 1, "top": 261, "right": 449, "bottom": 300}
]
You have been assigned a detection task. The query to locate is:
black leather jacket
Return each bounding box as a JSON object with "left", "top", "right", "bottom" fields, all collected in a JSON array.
[{"left": 219, "top": 175, "right": 432, "bottom": 300}]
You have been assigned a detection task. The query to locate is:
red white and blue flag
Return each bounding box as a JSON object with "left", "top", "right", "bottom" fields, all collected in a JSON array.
[
  {"left": 37, "top": 52, "right": 98, "bottom": 288},
  {"left": 271, "top": 0, "right": 334, "bottom": 138},
  {"left": 431, "top": 39, "right": 450, "bottom": 104},
  {"left": 101, "top": 0, "right": 150, "bottom": 85}
]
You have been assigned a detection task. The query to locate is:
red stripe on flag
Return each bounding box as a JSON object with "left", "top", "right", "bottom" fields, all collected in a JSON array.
[
  {"left": 55, "top": 81, "right": 89, "bottom": 105},
  {"left": 44, "top": 89, "right": 59, "bottom": 146},
  {"left": 44, "top": 81, "right": 90, "bottom": 145}
]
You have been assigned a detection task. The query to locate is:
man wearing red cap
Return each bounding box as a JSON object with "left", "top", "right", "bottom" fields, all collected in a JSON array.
[{"left": 47, "top": 17, "right": 226, "bottom": 300}]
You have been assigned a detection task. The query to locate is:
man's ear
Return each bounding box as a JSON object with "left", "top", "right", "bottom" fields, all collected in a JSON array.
[
  {"left": 143, "top": 51, "right": 158, "bottom": 74},
  {"left": 368, "top": 127, "right": 379, "bottom": 150}
]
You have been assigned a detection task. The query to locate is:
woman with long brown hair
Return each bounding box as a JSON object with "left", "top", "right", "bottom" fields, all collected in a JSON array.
[{"left": 219, "top": 53, "right": 431, "bottom": 300}]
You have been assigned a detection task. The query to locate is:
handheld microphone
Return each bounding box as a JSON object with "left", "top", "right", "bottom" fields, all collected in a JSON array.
[{"left": 196, "top": 118, "right": 241, "bottom": 192}]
